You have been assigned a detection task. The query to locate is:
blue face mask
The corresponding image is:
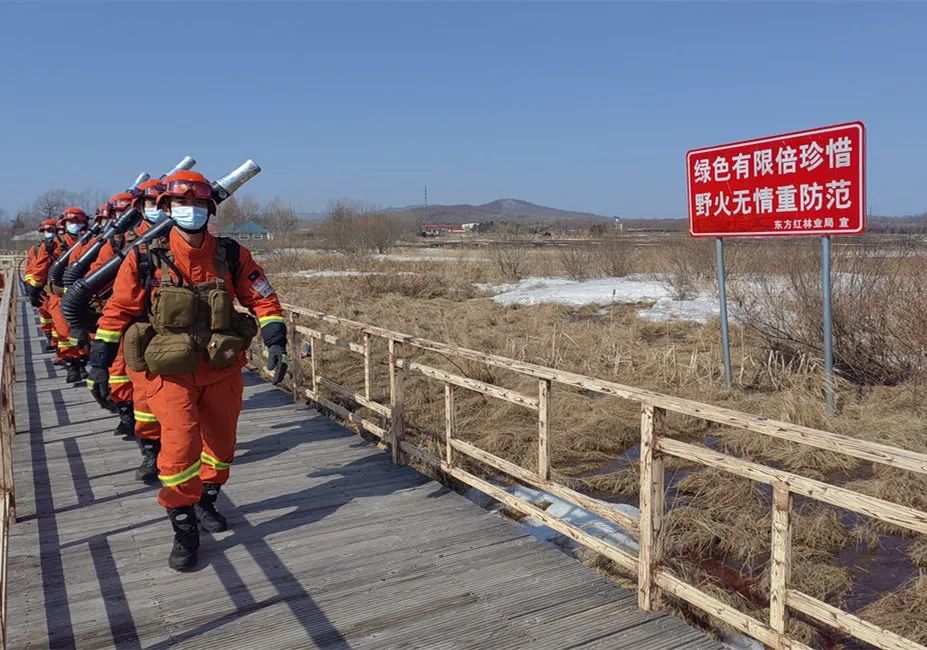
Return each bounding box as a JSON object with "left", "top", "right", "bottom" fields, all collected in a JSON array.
[
  {"left": 65, "top": 222, "right": 83, "bottom": 235},
  {"left": 43, "top": 231, "right": 55, "bottom": 240},
  {"left": 170, "top": 205, "right": 209, "bottom": 231},
  {"left": 144, "top": 208, "right": 164, "bottom": 223}
]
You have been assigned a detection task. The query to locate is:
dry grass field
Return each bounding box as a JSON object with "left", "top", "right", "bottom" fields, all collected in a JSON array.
[{"left": 257, "top": 231, "right": 927, "bottom": 646}]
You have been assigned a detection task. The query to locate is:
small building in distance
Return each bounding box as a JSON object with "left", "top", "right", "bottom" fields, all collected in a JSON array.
[
  {"left": 209, "top": 221, "right": 272, "bottom": 242},
  {"left": 421, "top": 223, "right": 466, "bottom": 237}
]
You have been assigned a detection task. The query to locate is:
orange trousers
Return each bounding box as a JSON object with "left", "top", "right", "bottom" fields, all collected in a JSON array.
[
  {"left": 147, "top": 369, "right": 243, "bottom": 509},
  {"left": 46, "top": 294, "right": 87, "bottom": 361},
  {"left": 38, "top": 304, "right": 53, "bottom": 336},
  {"left": 108, "top": 344, "right": 133, "bottom": 403},
  {"left": 126, "top": 365, "right": 160, "bottom": 441}
]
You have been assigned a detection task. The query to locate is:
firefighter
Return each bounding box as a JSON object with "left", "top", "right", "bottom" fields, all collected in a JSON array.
[
  {"left": 29, "top": 207, "right": 90, "bottom": 383},
  {"left": 85, "top": 193, "right": 139, "bottom": 438},
  {"left": 24, "top": 219, "right": 59, "bottom": 351},
  {"left": 88, "top": 170, "right": 288, "bottom": 570},
  {"left": 87, "top": 181, "right": 165, "bottom": 476}
]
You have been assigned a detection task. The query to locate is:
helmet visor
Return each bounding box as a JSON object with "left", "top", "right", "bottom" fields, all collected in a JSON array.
[{"left": 166, "top": 179, "right": 212, "bottom": 200}]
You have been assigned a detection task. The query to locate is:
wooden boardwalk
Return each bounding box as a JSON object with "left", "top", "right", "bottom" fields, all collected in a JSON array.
[{"left": 6, "top": 297, "right": 722, "bottom": 649}]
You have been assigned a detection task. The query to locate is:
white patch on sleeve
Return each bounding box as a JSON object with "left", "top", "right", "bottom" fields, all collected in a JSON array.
[{"left": 252, "top": 276, "right": 274, "bottom": 298}]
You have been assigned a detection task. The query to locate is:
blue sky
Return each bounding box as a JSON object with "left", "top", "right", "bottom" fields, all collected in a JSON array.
[{"left": 1, "top": 2, "right": 924, "bottom": 218}]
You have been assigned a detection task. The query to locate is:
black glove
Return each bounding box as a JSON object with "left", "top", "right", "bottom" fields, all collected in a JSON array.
[
  {"left": 88, "top": 338, "right": 119, "bottom": 407},
  {"left": 266, "top": 344, "right": 289, "bottom": 385},
  {"left": 28, "top": 286, "right": 42, "bottom": 308},
  {"left": 72, "top": 328, "right": 90, "bottom": 348},
  {"left": 87, "top": 365, "right": 111, "bottom": 408},
  {"left": 261, "top": 321, "right": 288, "bottom": 384}
]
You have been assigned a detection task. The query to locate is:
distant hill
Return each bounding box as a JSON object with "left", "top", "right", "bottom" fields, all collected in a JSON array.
[{"left": 385, "top": 198, "right": 612, "bottom": 225}]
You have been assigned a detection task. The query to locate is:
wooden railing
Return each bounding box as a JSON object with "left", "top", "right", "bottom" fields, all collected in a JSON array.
[
  {"left": 253, "top": 302, "right": 926, "bottom": 650},
  {"left": 0, "top": 269, "right": 18, "bottom": 649}
]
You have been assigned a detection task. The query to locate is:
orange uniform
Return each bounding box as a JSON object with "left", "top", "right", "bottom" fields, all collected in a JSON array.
[
  {"left": 95, "top": 228, "right": 284, "bottom": 509},
  {"left": 24, "top": 239, "right": 57, "bottom": 338},
  {"left": 29, "top": 233, "right": 88, "bottom": 362},
  {"left": 92, "top": 220, "right": 160, "bottom": 437}
]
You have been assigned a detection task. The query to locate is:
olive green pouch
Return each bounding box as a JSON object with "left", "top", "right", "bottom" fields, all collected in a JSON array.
[
  {"left": 152, "top": 286, "right": 196, "bottom": 329},
  {"left": 206, "top": 332, "right": 247, "bottom": 369},
  {"left": 144, "top": 332, "right": 198, "bottom": 375},
  {"left": 208, "top": 289, "right": 233, "bottom": 331},
  {"left": 123, "top": 322, "right": 156, "bottom": 372},
  {"left": 232, "top": 312, "right": 259, "bottom": 346}
]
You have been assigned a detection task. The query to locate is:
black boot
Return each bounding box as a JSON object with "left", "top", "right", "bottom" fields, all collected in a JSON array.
[
  {"left": 65, "top": 360, "right": 82, "bottom": 384},
  {"left": 194, "top": 483, "right": 229, "bottom": 533},
  {"left": 135, "top": 439, "right": 160, "bottom": 484},
  {"left": 114, "top": 402, "right": 135, "bottom": 439},
  {"left": 79, "top": 362, "right": 88, "bottom": 380},
  {"left": 167, "top": 506, "right": 199, "bottom": 572}
]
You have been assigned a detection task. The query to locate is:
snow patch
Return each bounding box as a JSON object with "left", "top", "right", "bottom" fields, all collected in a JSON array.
[
  {"left": 478, "top": 275, "right": 724, "bottom": 324},
  {"left": 505, "top": 485, "right": 639, "bottom": 555}
]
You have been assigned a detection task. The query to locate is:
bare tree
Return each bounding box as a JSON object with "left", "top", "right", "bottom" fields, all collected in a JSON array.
[
  {"left": 33, "top": 190, "right": 72, "bottom": 219},
  {"left": 316, "top": 199, "right": 415, "bottom": 254},
  {"left": 257, "top": 198, "right": 299, "bottom": 234}
]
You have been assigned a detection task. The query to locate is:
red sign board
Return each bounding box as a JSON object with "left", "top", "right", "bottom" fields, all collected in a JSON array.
[{"left": 687, "top": 122, "right": 865, "bottom": 238}]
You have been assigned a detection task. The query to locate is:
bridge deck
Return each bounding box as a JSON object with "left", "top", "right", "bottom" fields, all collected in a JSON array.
[{"left": 7, "top": 298, "right": 722, "bottom": 649}]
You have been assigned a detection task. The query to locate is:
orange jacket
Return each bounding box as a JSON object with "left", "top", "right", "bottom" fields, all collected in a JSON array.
[
  {"left": 28, "top": 234, "right": 77, "bottom": 288},
  {"left": 95, "top": 228, "right": 284, "bottom": 380}
]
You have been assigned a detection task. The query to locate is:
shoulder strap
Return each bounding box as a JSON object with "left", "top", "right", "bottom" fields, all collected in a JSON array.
[
  {"left": 216, "top": 237, "right": 241, "bottom": 282},
  {"left": 44, "top": 239, "right": 55, "bottom": 255},
  {"left": 135, "top": 244, "right": 153, "bottom": 315}
]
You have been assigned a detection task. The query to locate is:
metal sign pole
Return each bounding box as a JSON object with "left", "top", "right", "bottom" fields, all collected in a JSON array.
[
  {"left": 715, "top": 238, "right": 733, "bottom": 388},
  {"left": 821, "top": 235, "right": 835, "bottom": 414}
]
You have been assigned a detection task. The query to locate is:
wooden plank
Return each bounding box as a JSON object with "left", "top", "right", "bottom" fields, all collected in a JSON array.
[
  {"left": 396, "top": 358, "right": 539, "bottom": 411},
  {"left": 283, "top": 302, "right": 927, "bottom": 476},
  {"left": 769, "top": 483, "right": 792, "bottom": 644},
  {"left": 401, "top": 440, "right": 639, "bottom": 575},
  {"left": 305, "top": 388, "right": 386, "bottom": 439},
  {"left": 537, "top": 379, "right": 551, "bottom": 481},
  {"left": 444, "top": 383, "right": 454, "bottom": 466},
  {"left": 318, "top": 376, "right": 391, "bottom": 418},
  {"left": 388, "top": 339, "right": 404, "bottom": 465},
  {"left": 658, "top": 438, "right": 927, "bottom": 535},
  {"left": 449, "top": 438, "right": 638, "bottom": 533},
  {"left": 638, "top": 404, "right": 665, "bottom": 612},
  {"left": 295, "top": 324, "right": 365, "bottom": 355},
  {"left": 786, "top": 589, "right": 926, "bottom": 650},
  {"left": 655, "top": 569, "right": 784, "bottom": 649}
]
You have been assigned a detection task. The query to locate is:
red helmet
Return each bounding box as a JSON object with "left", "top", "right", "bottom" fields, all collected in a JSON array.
[
  {"left": 95, "top": 204, "right": 112, "bottom": 222},
  {"left": 132, "top": 179, "right": 163, "bottom": 209},
  {"left": 59, "top": 207, "right": 88, "bottom": 224},
  {"left": 39, "top": 219, "right": 58, "bottom": 233},
  {"left": 108, "top": 192, "right": 134, "bottom": 213},
  {"left": 156, "top": 170, "right": 217, "bottom": 215}
]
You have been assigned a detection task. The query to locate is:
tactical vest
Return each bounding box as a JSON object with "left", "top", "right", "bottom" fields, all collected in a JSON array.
[{"left": 123, "top": 236, "right": 257, "bottom": 376}]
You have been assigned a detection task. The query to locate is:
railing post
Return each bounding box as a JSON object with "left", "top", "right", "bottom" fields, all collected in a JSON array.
[
  {"left": 444, "top": 383, "right": 455, "bottom": 466},
  {"left": 310, "top": 334, "right": 319, "bottom": 394},
  {"left": 287, "top": 310, "right": 301, "bottom": 403},
  {"left": 388, "top": 339, "right": 405, "bottom": 465},
  {"left": 363, "top": 332, "right": 372, "bottom": 401},
  {"left": 538, "top": 379, "right": 551, "bottom": 481},
  {"left": 638, "top": 403, "right": 665, "bottom": 611},
  {"left": 770, "top": 482, "right": 792, "bottom": 647}
]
